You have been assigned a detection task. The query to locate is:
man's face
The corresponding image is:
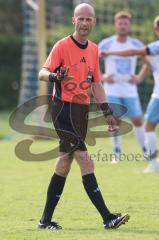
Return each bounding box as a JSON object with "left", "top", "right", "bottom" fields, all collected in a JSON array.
[
  {"left": 72, "top": 8, "right": 96, "bottom": 37},
  {"left": 115, "top": 18, "right": 131, "bottom": 36}
]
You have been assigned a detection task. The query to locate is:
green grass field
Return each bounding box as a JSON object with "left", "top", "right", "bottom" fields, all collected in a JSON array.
[{"left": 0, "top": 111, "right": 159, "bottom": 240}]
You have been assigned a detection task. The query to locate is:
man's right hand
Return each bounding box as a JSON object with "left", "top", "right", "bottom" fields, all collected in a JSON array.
[
  {"left": 99, "top": 50, "right": 108, "bottom": 58},
  {"left": 57, "top": 66, "right": 74, "bottom": 81},
  {"left": 102, "top": 74, "right": 114, "bottom": 84}
]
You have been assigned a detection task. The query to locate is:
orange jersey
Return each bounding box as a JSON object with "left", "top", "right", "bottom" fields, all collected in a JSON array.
[{"left": 43, "top": 35, "right": 102, "bottom": 105}]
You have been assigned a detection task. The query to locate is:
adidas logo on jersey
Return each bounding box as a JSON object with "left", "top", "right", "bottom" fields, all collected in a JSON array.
[{"left": 80, "top": 57, "right": 86, "bottom": 63}]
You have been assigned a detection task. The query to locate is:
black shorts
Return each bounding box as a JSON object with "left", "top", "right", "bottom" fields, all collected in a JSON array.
[{"left": 52, "top": 97, "right": 89, "bottom": 154}]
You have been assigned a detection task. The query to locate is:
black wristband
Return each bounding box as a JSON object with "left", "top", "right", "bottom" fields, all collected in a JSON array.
[
  {"left": 100, "top": 102, "right": 113, "bottom": 117},
  {"left": 49, "top": 73, "right": 58, "bottom": 83},
  {"left": 146, "top": 47, "right": 151, "bottom": 55}
]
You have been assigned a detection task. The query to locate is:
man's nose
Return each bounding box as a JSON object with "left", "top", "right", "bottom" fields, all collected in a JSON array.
[{"left": 82, "top": 19, "right": 87, "bottom": 25}]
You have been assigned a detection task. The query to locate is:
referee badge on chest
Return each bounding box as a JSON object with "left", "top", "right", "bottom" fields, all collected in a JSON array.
[
  {"left": 72, "top": 63, "right": 78, "bottom": 71},
  {"left": 87, "top": 66, "right": 93, "bottom": 83}
]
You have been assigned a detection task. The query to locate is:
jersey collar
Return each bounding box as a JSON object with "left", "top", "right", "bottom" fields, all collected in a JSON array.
[{"left": 70, "top": 35, "right": 88, "bottom": 49}]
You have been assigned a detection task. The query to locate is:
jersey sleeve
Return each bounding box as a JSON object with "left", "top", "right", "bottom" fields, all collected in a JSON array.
[
  {"left": 147, "top": 41, "right": 159, "bottom": 55},
  {"left": 98, "top": 39, "right": 107, "bottom": 51},
  {"left": 93, "top": 49, "right": 102, "bottom": 82},
  {"left": 43, "top": 41, "right": 62, "bottom": 72},
  {"left": 98, "top": 37, "right": 113, "bottom": 51},
  {"left": 131, "top": 38, "right": 145, "bottom": 48}
]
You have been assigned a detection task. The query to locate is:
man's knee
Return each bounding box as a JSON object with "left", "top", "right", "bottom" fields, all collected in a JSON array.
[
  {"left": 145, "top": 121, "right": 157, "bottom": 132},
  {"left": 55, "top": 154, "right": 73, "bottom": 177},
  {"left": 131, "top": 117, "right": 143, "bottom": 126},
  {"left": 74, "top": 151, "right": 95, "bottom": 174},
  {"left": 83, "top": 159, "right": 94, "bottom": 174}
]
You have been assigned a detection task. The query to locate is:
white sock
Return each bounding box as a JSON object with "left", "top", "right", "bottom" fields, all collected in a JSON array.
[
  {"left": 111, "top": 134, "right": 122, "bottom": 157},
  {"left": 145, "top": 131, "right": 157, "bottom": 162},
  {"left": 134, "top": 126, "right": 146, "bottom": 152}
]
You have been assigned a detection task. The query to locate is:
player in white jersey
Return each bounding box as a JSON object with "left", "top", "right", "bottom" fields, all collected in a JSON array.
[
  {"left": 98, "top": 11, "right": 147, "bottom": 163},
  {"left": 103, "top": 16, "right": 159, "bottom": 173}
]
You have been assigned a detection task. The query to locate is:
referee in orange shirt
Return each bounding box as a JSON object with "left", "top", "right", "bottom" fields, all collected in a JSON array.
[{"left": 38, "top": 3, "right": 129, "bottom": 230}]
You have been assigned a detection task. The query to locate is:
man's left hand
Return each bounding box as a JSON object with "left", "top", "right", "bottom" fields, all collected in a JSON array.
[
  {"left": 129, "top": 75, "right": 140, "bottom": 84},
  {"left": 106, "top": 115, "right": 119, "bottom": 132}
]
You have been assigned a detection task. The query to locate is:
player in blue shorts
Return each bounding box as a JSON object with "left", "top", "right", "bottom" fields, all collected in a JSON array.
[
  {"left": 98, "top": 11, "right": 148, "bottom": 163},
  {"left": 103, "top": 16, "right": 159, "bottom": 173}
]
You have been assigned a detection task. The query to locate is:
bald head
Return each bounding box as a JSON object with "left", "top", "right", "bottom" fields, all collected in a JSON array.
[
  {"left": 72, "top": 3, "right": 96, "bottom": 39},
  {"left": 74, "top": 3, "right": 95, "bottom": 17}
]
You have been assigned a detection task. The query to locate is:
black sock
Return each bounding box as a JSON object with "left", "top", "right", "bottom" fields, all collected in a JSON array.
[
  {"left": 82, "top": 173, "right": 111, "bottom": 222},
  {"left": 40, "top": 173, "right": 66, "bottom": 223}
]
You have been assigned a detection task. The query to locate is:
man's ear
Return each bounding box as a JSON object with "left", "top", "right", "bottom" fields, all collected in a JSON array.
[
  {"left": 154, "top": 27, "right": 159, "bottom": 35},
  {"left": 72, "top": 16, "right": 75, "bottom": 25}
]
